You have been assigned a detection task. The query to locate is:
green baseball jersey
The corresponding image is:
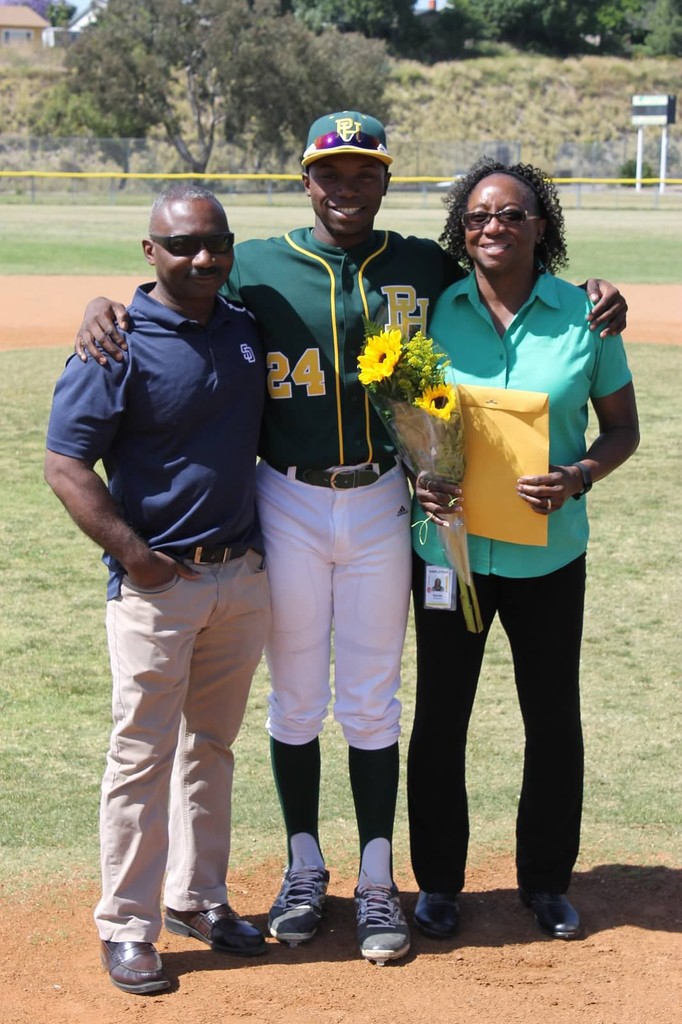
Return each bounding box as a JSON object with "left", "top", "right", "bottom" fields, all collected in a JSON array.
[{"left": 224, "top": 227, "right": 462, "bottom": 468}]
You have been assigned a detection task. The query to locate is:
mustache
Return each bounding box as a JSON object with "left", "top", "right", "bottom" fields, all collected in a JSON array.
[{"left": 189, "top": 267, "right": 221, "bottom": 278}]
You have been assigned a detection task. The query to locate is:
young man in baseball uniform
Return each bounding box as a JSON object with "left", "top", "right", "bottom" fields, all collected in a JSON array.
[
  {"left": 74, "top": 113, "right": 627, "bottom": 965},
  {"left": 224, "top": 112, "right": 468, "bottom": 965}
]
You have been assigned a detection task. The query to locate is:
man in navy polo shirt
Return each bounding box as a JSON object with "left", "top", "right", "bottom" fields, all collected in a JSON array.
[{"left": 45, "top": 185, "right": 270, "bottom": 995}]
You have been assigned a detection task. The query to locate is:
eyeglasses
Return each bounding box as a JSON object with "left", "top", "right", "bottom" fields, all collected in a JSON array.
[
  {"left": 461, "top": 209, "right": 541, "bottom": 230},
  {"left": 310, "top": 131, "right": 385, "bottom": 154},
  {"left": 150, "top": 232, "right": 235, "bottom": 257}
]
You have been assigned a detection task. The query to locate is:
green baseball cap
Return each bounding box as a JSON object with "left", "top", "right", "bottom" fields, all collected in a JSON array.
[{"left": 302, "top": 110, "right": 392, "bottom": 168}]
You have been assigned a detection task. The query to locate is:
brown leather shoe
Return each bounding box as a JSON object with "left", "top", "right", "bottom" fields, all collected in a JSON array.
[
  {"left": 165, "top": 903, "right": 266, "bottom": 956},
  {"left": 100, "top": 939, "right": 171, "bottom": 994}
]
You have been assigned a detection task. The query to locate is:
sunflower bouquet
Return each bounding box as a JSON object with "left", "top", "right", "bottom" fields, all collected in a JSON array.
[{"left": 358, "top": 320, "right": 483, "bottom": 633}]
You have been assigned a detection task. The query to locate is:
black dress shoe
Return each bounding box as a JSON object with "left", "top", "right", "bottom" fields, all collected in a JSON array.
[
  {"left": 519, "top": 889, "right": 582, "bottom": 940},
  {"left": 414, "top": 890, "right": 459, "bottom": 939},
  {"left": 100, "top": 940, "right": 171, "bottom": 995},
  {"left": 165, "top": 904, "right": 267, "bottom": 955}
]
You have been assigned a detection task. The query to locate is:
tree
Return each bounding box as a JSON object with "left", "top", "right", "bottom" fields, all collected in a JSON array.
[
  {"left": 46, "top": 0, "right": 390, "bottom": 173},
  {"left": 29, "top": 81, "right": 152, "bottom": 177},
  {"left": 643, "top": 0, "right": 682, "bottom": 55},
  {"left": 46, "top": 1, "right": 76, "bottom": 27},
  {"left": 291, "top": 0, "right": 415, "bottom": 39},
  {"left": 471, "top": 0, "right": 600, "bottom": 55},
  {"left": 407, "top": 0, "right": 487, "bottom": 62},
  {"left": 62, "top": 0, "right": 227, "bottom": 174},
  {"left": 455, "top": 0, "right": 671, "bottom": 55},
  {"left": 215, "top": 15, "right": 391, "bottom": 169}
]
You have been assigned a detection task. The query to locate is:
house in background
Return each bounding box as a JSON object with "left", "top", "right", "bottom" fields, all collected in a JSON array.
[
  {"left": 414, "top": 0, "right": 448, "bottom": 11},
  {"left": 69, "top": 1, "right": 106, "bottom": 33},
  {"left": 41, "top": 0, "right": 106, "bottom": 45},
  {"left": 42, "top": 24, "right": 80, "bottom": 47},
  {"left": 0, "top": 4, "right": 49, "bottom": 45},
  {"left": 32, "top": 1, "right": 106, "bottom": 47}
]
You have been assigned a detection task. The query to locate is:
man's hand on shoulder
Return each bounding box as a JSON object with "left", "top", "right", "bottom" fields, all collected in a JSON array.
[
  {"left": 585, "top": 278, "right": 628, "bottom": 337},
  {"left": 75, "top": 298, "right": 130, "bottom": 364}
]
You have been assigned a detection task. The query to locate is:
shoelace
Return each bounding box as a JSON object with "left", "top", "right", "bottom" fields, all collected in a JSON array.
[
  {"left": 356, "top": 887, "right": 403, "bottom": 926},
  {"left": 281, "top": 867, "right": 326, "bottom": 907}
]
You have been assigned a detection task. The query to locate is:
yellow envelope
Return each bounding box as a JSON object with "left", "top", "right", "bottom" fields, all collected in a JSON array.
[{"left": 458, "top": 384, "right": 549, "bottom": 547}]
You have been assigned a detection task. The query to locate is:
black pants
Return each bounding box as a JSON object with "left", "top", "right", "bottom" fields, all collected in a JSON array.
[{"left": 408, "top": 552, "right": 586, "bottom": 895}]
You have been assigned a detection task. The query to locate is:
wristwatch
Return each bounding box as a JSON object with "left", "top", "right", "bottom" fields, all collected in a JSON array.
[{"left": 572, "top": 461, "right": 593, "bottom": 499}]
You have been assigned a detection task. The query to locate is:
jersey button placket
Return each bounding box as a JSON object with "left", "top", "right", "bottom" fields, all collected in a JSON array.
[{"left": 341, "top": 253, "right": 365, "bottom": 462}]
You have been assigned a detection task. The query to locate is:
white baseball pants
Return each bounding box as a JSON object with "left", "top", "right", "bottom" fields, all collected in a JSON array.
[{"left": 256, "top": 460, "right": 412, "bottom": 750}]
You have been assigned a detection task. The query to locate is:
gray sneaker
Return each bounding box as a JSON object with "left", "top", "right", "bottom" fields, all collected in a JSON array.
[
  {"left": 268, "top": 865, "right": 329, "bottom": 946},
  {"left": 354, "top": 884, "right": 410, "bottom": 965}
]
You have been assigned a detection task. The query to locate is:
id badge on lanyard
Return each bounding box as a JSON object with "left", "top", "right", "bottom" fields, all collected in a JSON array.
[{"left": 423, "top": 565, "right": 456, "bottom": 611}]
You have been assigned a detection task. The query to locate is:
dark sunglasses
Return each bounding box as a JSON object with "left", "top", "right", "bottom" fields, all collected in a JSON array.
[
  {"left": 311, "top": 131, "right": 384, "bottom": 153},
  {"left": 461, "top": 209, "right": 541, "bottom": 230},
  {"left": 150, "top": 232, "right": 235, "bottom": 257}
]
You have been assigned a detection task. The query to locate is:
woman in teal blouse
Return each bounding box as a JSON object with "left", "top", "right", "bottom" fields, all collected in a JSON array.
[{"left": 408, "top": 159, "right": 640, "bottom": 944}]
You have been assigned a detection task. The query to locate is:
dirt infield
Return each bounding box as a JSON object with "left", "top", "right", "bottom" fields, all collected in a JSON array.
[
  {"left": 3, "top": 855, "right": 680, "bottom": 1024},
  {"left": 0, "top": 276, "right": 680, "bottom": 351},
  {"left": 3, "top": 275, "right": 680, "bottom": 1022}
]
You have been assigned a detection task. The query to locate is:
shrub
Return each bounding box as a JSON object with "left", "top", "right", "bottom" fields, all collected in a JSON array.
[{"left": 619, "top": 157, "right": 654, "bottom": 182}]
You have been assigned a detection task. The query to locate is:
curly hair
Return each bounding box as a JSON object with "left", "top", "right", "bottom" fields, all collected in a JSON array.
[{"left": 439, "top": 157, "right": 568, "bottom": 275}]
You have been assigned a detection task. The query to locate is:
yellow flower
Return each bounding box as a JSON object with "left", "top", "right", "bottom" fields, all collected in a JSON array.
[
  {"left": 414, "top": 383, "right": 458, "bottom": 420},
  {"left": 358, "top": 329, "right": 403, "bottom": 385}
]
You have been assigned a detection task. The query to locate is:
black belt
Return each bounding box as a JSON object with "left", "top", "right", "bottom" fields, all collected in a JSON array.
[
  {"left": 184, "top": 543, "right": 251, "bottom": 564},
  {"left": 270, "top": 460, "right": 395, "bottom": 490}
]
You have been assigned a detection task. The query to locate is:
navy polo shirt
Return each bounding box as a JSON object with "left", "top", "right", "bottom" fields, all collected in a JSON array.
[{"left": 47, "top": 285, "right": 266, "bottom": 597}]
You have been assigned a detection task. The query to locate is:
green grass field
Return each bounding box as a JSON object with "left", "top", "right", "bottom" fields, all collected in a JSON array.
[
  {"left": 0, "top": 200, "right": 680, "bottom": 893},
  {"left": 1, "top": 194, "right": 681, "bottom": 283}
]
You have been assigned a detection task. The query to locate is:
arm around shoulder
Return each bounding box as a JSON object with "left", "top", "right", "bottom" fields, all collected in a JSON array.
[
  {"left": 75, "top": 297, "right": 130, "bottom": 364},
  {"left": 583, "top": 278, "right": 628, "bottom": 338}
]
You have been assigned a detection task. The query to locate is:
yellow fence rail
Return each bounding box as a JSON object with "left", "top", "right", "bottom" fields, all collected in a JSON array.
[{"left": 1, "top": 171, "right": 682, "bottom": 185}]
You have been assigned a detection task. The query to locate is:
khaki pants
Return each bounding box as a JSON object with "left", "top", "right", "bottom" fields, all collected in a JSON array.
[{"left": 95, "top": 550, "right": 270, "bottom": 942}]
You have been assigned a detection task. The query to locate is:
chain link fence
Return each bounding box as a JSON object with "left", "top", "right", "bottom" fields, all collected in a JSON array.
[{"left": 0, "top": 134, "right": 679, "bottom": 201}]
